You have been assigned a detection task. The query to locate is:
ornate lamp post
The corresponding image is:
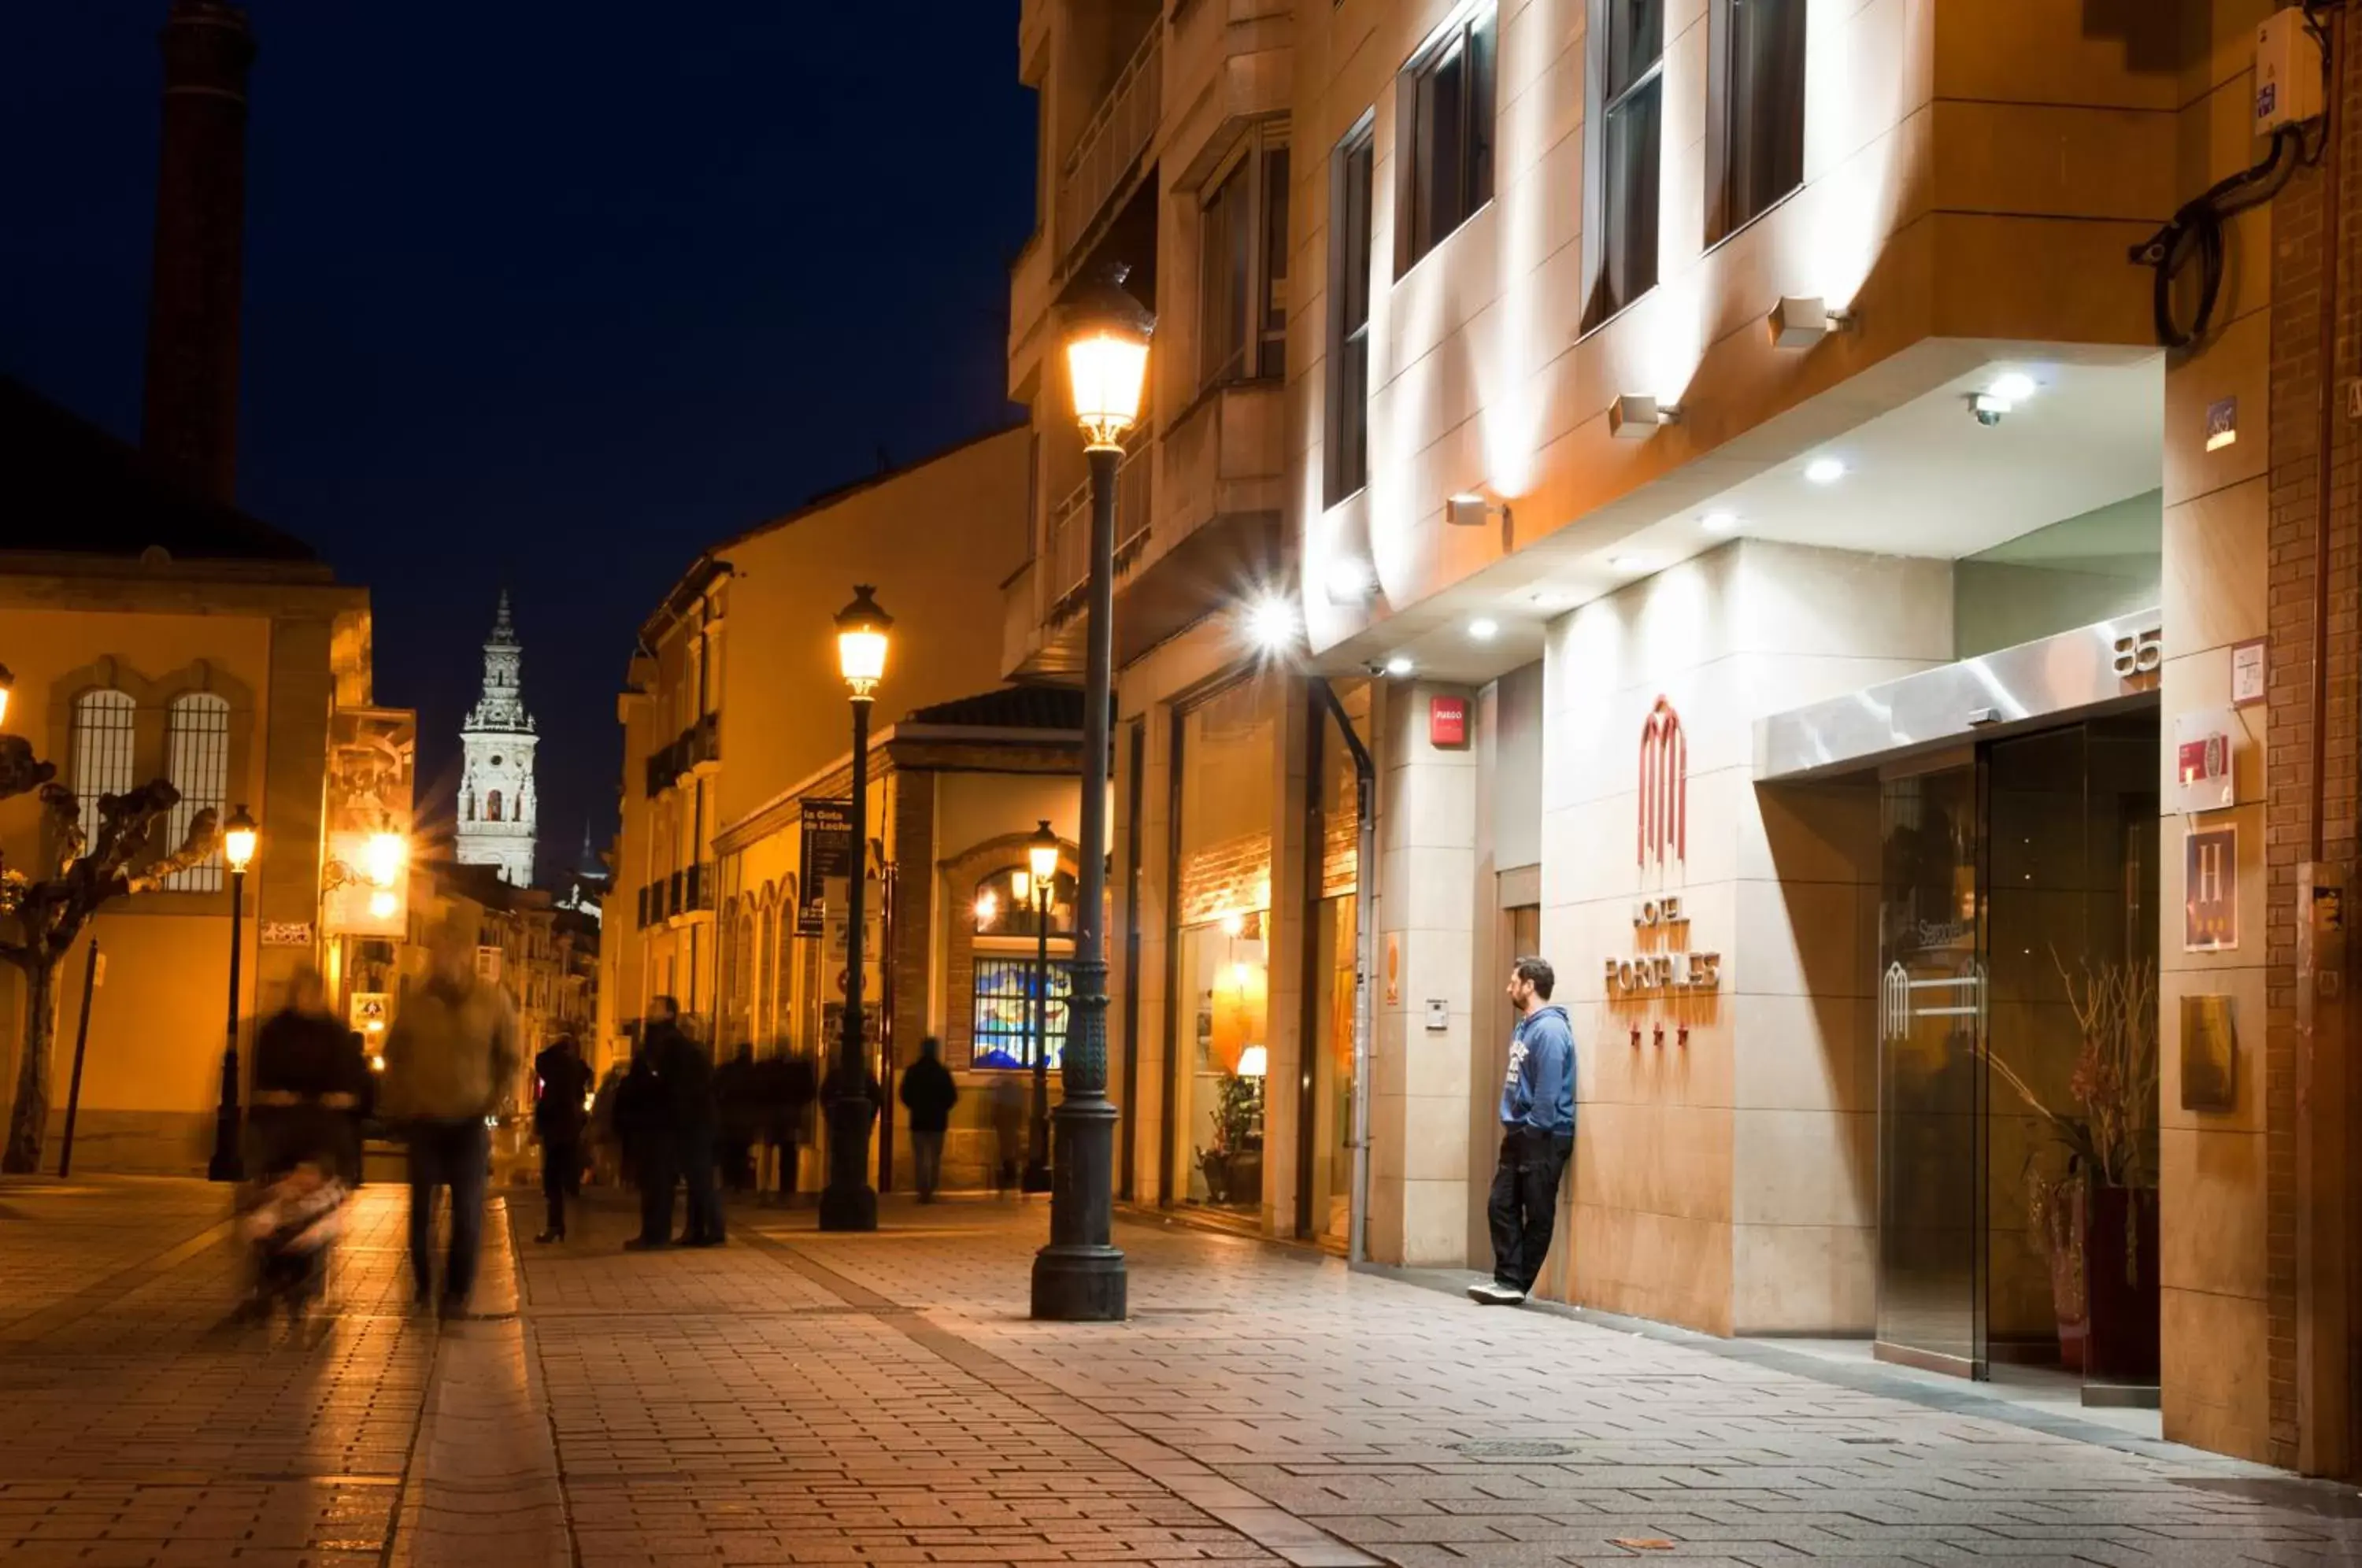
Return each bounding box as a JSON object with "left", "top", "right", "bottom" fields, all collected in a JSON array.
[
  {"left": 1022, "top": 819, "right": 1059, "bottom": 1193},
  {"left": 206, "top": 803, "right": 257, "bottom": 1182},
  {"left": 820, "top": 586, "right": 890, "bottom": 1231},
  {"left": 1033, "top": 264, "right": 1153, "bottom": 1320}
]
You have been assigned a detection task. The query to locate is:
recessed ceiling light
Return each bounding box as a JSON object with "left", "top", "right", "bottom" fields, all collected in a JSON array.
[
  {"left": 1384, "top": 654, "right": 1414, "bottom": 677},
  {"left": 1700, "top": 511, "right": 1738, "bottom": 533},
  {"left": 1988, "top": 372, "right": 2038, "bottom": 405},
  {"left": 1468, "top": 617, "right": 1500, "bottom": 642},
  {"left": 1805, "top": 457, "right": 1847, "bottom": 485}
]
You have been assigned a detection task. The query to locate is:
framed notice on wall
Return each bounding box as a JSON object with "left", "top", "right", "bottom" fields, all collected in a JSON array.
[{"left": 2185, "top": 823, "right": 2238, "bottom": 952}]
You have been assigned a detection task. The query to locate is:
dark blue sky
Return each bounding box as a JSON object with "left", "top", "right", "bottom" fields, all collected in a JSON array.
[{"left": 2, "top": 3, "right": 1035, "bottom": 881}]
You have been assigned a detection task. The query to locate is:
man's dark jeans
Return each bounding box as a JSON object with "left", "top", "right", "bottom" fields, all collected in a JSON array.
[
  {"left": 406, "top": 1119, "right": 491, "bottom": 1305},
  {"left": 679, "top": 1130, "right": 724, "bottom": 1244},
  {"left": 636, "top": 1137, "right": 678, "bottom": 1243},
  {"left": 542, "top": 1130, "right": 582, "bottom": 1237},
  {"left": 911, "top": 1130, "right": 946, "bottom": 1200},
  {"left": 1486, "top": 1125, "right": 1573, "bottom": 1293}
]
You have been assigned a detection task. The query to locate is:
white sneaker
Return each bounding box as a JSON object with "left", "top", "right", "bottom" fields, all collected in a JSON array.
[{"left": 1467, "top": 1280, "right": 1526, "bottom": 1306}]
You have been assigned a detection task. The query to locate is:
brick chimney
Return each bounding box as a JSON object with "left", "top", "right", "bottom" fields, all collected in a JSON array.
[{"left": 141, "top": 1, "right": 255, "bottom": 507}]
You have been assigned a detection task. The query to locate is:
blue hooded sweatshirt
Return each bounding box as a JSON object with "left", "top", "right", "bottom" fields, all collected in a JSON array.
[{"left": 1499, "top": 1004, "right": 1575, "bottom": 1137}]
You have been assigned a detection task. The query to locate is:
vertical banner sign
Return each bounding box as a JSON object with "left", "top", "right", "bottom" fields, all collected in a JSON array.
[
  {"left": 1427, "top": 695, "right": 1468, "bottom": 748},
  {"left": 2185, "top": 823, "right": 2239, "bottom": 952},
  {"left": 797, "top": 799, "right": 853, "bottom": 937}
]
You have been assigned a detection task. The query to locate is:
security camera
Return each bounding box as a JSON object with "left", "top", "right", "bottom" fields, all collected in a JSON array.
[{"left": 1968, "top": 391, "right": 2010, "bottom": 427}]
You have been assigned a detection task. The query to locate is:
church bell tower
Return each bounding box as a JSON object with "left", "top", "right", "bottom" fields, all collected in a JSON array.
[{"left": 455, "top": 590, "right": 538, "bottom": 885}]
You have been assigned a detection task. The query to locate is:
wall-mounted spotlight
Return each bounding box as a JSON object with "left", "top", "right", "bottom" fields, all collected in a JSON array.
[
  {"left": 1383, "top": 655, "right": 1415, "bottom": 677},
  {"left": 1968, "top": 391, "right": 2011, "bottom": 427},
  {"left": 1324, "top": 556, "right": 1377, "bottom": 604},
  {"left": 1445, "top": 492, "right": 1512, "bottom": 528},
  {"left": 1609, "top": 394, "right": 1682, "bottom": 441},
  {"left": 1768, "top": 295, "right": 1854, "bottom": 349}
]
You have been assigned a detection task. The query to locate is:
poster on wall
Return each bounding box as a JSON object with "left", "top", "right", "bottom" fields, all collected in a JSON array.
[
  {"left": 2180, "top": 993, "right": 2237, "bottom": 1112},
  {"left": 796, "top": 799, "right": 853, "bottom": 936},
  {"left": 2185, "top": 823, "right": 2238, "bottom": 952}
]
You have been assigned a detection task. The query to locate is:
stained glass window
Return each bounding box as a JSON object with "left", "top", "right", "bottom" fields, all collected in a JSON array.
[{"left": 969, "top": 956, "right": 1070, "bottom": 1071}]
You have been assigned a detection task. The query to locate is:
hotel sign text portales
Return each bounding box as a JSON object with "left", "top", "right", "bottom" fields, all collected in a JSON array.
[{"left": 1605, "top": 895, "right": 1723, "bottom": 995}]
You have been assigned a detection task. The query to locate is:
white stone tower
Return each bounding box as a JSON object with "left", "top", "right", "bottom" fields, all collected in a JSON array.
[{"left": 456, "top": 590, "right": 538, "bottom": 886}]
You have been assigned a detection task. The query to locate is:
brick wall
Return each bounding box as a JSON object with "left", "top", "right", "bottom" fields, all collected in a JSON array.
[{"left": 2263, "top": 9, "right": 2362, "bottom": 1471}]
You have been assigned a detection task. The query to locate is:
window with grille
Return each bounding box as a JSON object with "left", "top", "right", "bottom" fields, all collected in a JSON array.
[
  {"left": 163, "top": 692, "right": 231, "bottom": 890},
  {"left": 70, "top": 690, "right": 138, "bottom": 845},
  {"left": 969, "top": 954, "right": 1070, "bottom": 1071}
]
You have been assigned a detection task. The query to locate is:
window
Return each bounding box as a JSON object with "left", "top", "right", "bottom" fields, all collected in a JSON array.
[
  {"left": 163, "top": 692, "right": 230, "bottom": 891},
  {"left": 1199, "top": 139, "right": 1290, "bottom": 392},
  {"left": 1326, "top": 119, "right": 1375, "bottom": 505},
  {"left": 70, "top": 689, "right": 136, "bottom": 838},
  {"left": 1710, "top": 0, "right": 1807, "bottom": 242},
  {"left": 1586, "top": 0, "right": 1664, "bottom": 328},
  {"left": 970, "top": 956, "right": 1071, "bottom": 1071},
  {"left": 1396, "top": 5, "right": 1496, "bottom": 273},
  {"left": 487, "top": 790, "right": 504, "bottom": 823}
]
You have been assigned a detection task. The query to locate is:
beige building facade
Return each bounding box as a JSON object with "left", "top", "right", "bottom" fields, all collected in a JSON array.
[
  {"left": 601, "top": 427, "right": 1036, "bottom": 1068},
  {"left": 1007, "top": 0, "right": 2362, "bottom": 1474}
]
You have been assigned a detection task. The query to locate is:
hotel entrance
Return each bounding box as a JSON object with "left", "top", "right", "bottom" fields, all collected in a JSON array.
[{"left": 1875, "top": 716, "right": 2159, "bottom": 1385}]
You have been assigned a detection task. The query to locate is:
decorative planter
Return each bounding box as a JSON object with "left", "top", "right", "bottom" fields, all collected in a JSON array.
[{"left": 2082, "top": 1185, "right": 2160, "bottom": 1384}]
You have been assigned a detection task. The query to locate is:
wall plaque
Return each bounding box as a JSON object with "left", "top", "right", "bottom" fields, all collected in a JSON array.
[
  {"left": 2185, "top": 823, "right": 2238, "bottom": 952},
  {"left": 2180, "top": 993, "right": 2236, "bottom": 1111}
]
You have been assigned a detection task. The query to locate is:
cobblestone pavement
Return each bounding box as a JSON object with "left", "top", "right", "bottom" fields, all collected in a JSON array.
[{"left": 6, "top": 1175, "right": 2362, "bottom": 1566}]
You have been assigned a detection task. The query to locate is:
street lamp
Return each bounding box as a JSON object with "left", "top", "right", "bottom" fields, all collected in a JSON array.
[
  {"left": 1022, "top": 819, "right": 1059, "bottom": 1193},
  {"left": 821, "top": 585, "right": 891, "bottom": 1231},
  {"left": 0, "top": 663, "right": 13, "bottom": 730},
  {"left": 1034, "top": 263, "right": 1153, "bottom": 1321},
  {"left": 207, "top": 803, "right": 257, "bottom": 1182}
]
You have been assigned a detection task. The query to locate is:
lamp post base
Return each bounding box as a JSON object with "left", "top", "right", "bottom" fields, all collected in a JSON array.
[
  {"left": 818, "top": 1091, "right": 877, "bottom": 1232},
  {"left": 1031, "top": 1095, "right": 1124, "bottom": 1320},
  {"left": 205, "top": 1049, "right": 242, "bottom": 1183}
]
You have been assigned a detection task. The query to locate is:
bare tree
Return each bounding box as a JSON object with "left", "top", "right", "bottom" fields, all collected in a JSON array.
[{"left": 0, "top": 734, "right": 216, "bottom": 1172}]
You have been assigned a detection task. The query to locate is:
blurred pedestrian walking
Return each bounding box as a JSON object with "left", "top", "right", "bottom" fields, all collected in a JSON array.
[
  {"left": 657, "top": 1008, "right": 724, "bottom": 1246},
  {"left": 617, "top": 1034, "right": 672, "bottom": 1248},
  {"left": 587, "top": 1061, "right": 625, "bottom": 1187},
  {"left": 988, "top": 1076, "right": 1025, "bottom": 1197},
  {"left": 898, "top": 1037, "right": 957, "bottom": 1202},
  {"left": 532, "top": 1034, "right": 592, "bottom": 1243},
  {"left": 379, "top": 923, "right": 519, "bottom": 1315},
  {"left": 756, "top": 1048, "right": 816, "bottom": 1204},
  {"left": 714, "top": 1043, "right": 759, "bottom": 1193},
  {"left": 243, "top": 966, "right": 366, "bottom": 1318}
]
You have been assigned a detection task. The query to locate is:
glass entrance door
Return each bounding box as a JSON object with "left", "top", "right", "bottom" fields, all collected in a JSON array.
[{"left": 1876, "top": 758, "right": 1986, "bottom": 1377}]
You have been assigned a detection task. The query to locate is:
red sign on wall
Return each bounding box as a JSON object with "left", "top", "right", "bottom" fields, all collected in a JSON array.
[{"left": 1428, "top": 695, "right": 1468, "bottom": 749}]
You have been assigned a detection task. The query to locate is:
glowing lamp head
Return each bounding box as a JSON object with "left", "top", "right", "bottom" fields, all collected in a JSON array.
[
  {"left": 362, "top": 829, "right": 407, "bottom": 888},
  {"left": 368, "top": 889, "right": 398, "bottom": 921},
  {"left": 222, "top": 804, "right": 258, "bottom": 875},
  {"left": 1057, "top": 263, "right": 1156, "bottom": 450},
  {"left": 833, "top": 584, "right": 894, "bottom": 700},
  {"left": 974, "top": 889, "right": 1000, "bottom": 927},
  {"left": 1219, "top": 910, "right": 1246, "bottom": 938},
  {"left": 1243, "top": 594, "right": 1299, "bottom": 656},
  {"left": 1027, "top": 819, "right": 1060, "bottom": 887},
  {"left": 1235, "top": 1045, "right": 1269, "bottom": 1079},
  {"left": 0, "top": 661, "right": 13, "bottom": 730},
  {"left": 1010, "top": 870, "right": 1031, "bottom": 904}
]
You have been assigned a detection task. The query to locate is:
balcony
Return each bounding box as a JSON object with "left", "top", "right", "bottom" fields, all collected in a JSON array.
[
  {"left": 665, "top": 861, "right": 716, "bottom": 924},
  {"left": 1057, "top": 24, "right": 1160, "bottom": 268},
  {"left": 641, "top": 713, "right": 720, "bottom": 797}
]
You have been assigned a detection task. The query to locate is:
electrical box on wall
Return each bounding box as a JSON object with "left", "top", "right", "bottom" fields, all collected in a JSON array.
[{"left": 2256, "top": 9, "right": 2325, "bottom": 133}]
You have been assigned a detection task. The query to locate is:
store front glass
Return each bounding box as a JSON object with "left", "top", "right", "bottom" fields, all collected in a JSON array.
[
  {"left": 1306, "top": 679, "right": 1370, "bottom": 1247},
  {"left": 1875, "top": 715, "right": 2159, "bottom": 1381},
  {"left": 1171, "top": 670, "right": 1280, "bottom": 1216}
]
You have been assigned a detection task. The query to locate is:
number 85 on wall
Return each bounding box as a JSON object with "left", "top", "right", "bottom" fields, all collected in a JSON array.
[{"left": 2112, "top": 627, "right": 2163, "bottom": 679}]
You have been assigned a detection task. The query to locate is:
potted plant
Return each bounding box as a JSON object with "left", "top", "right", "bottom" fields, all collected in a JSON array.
[
  {"left": 1195, "top": 1072, "right": 1263, "bottom": 1206},
  {"left": 1987, "top": 955, "right": 2159, "bottom": 1383}
]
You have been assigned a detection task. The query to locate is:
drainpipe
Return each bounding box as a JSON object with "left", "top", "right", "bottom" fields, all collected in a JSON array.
[
  {"left": 2297, "top": 0, "right": 2351, "bottom": 1481},
  {"left": 1316, "top": 680, "right": 1379, "bottom": 1265}
]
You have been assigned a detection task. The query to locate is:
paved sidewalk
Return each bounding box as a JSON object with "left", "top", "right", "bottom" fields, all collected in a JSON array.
[{"left": 5, "top": 1174, "right": 2362, "bottom": 1566}]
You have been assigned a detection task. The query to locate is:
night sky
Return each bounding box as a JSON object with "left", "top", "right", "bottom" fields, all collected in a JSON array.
[{"left": 2, "top": 3, "right": 1035, "bottom": 883}]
